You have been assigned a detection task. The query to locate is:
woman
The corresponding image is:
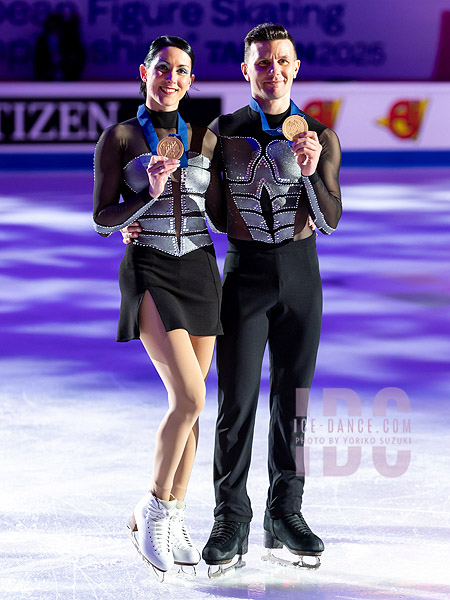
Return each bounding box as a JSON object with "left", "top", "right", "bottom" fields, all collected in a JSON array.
[{"left": 93, "top": 36, "right": 223, "bottom": 577}]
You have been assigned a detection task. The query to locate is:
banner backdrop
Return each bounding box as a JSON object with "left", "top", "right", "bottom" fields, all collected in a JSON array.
[
  {"left": 0, "top": 0, "right": 449, "bottom": 81},
  {"left": 1, "top": 82, "right": 449, "bottom": 156}
]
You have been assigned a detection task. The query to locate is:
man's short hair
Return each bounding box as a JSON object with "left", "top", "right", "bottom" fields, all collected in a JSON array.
[{"left": 244, "top": 23, "right": 297, "bottom": 61}]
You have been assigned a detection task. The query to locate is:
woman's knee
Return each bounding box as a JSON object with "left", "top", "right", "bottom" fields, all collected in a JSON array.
[{"left": 171, "top": 380, "right": 206, "bottom": 418}]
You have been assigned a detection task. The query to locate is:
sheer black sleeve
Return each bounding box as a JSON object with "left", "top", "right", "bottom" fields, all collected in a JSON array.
[
  {"left": 204, "top": 121, "right": 227, "bottom": 233},
  {"left": 302, "top": 128, "right": 342, "bottom": 234},
  {"left": 92, "top": 126, "right": 155, "bottom": 236}
]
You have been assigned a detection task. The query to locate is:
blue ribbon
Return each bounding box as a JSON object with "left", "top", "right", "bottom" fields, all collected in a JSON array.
[
  {"left": 136, "top": 104, "right": 188, "bottom": 167},
  {"left": 249, "top": 97, "right": 305, "bottom": 144}
]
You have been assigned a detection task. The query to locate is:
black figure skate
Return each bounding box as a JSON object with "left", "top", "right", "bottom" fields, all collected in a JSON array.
[
  {"left": 202, "top": 521, "right": 249, "bottom": 578},
  {"left": 262, "top": 512, "right": 323, "bottom": 570}
]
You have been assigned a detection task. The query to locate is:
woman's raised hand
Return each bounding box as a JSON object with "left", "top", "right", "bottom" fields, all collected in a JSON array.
[{"left": 147, "top": 154, "right": 180, "bottom": 198}]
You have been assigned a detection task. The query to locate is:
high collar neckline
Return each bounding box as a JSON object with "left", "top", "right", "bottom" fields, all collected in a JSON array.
[{"left": 145, "top": 106, "right": 178, "bottom": 128}]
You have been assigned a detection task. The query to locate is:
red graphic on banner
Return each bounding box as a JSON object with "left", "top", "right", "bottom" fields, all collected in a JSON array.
[
  {"left": 303, "top": 100, "right": 341, "bottom": 129},
  {"left": 377, "top": 100, "right": 428, "bottom": 140}
]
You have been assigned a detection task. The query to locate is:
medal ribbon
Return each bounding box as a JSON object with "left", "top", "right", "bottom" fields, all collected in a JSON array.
[
  {"left": 249, "top": 97, "right": 305, "bottom": 144},
  {"left": 136, "top": 104, "right": 188, "bottom": 167}
]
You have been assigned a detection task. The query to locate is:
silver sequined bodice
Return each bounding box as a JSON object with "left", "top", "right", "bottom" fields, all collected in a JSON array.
[
  {"left": 220, "top": 136, "right": 303, "bottom": 243},
  {"left": 123, "top": 152, "right": 212, "bottom": 256}
]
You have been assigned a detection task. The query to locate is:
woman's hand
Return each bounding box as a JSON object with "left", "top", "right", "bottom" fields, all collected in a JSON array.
[
  {"left": 147, "top": 154, "right": 180, "bottom": 198},
  {"left": 291, "top": 131, "right": 322, "bottom": 177},
  {"left": 121, "top": 221, "right": 142, "bottom": 244}
]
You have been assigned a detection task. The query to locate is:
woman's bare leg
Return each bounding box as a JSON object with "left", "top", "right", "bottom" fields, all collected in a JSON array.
[
  {"left": 171, "top": 335, "right": 216, "bottom": 500},
  {"left": 139, "top": 291, "right": 214, "bottom": 501},
  {"left": 170, "top": 421, "right": 199, "bottom": 502}
]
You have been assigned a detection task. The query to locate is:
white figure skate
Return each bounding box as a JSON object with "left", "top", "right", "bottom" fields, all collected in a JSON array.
[
  {"left": 128, "top": 492, "right": 175, "bottom": 581},
  {"left": 171, "top": 501, "right": 200, "bottom": 577}
]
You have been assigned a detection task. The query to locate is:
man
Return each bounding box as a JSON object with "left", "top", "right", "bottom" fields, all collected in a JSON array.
[
  {"left": 201, "top": 22, "right": 342, "bottom": 571},
  {"left": 122, "top": 22, "right": 342, "bottom": 571}
]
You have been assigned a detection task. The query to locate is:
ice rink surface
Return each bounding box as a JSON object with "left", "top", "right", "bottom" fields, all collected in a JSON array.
[{"left": 1, "top": 168, "right": 449, "bottom": 599}]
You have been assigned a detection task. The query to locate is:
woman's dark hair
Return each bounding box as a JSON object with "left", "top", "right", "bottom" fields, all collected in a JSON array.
[
  {"left": 140, "top": 36, "right": 195, "bottom": 98},
  {"left": 244, "top": 23, "right": 296, "bottom": 61}
]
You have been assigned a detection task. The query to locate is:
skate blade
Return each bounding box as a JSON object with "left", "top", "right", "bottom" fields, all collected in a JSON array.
[
  {"left": 262, "top": 549, "right": 321, "bottom": 570},
  {"left": 127, "top": 525, "right": 167, "bottom": 582},
  {"left": 207, "top": 555, "right": 246, "bottom": 579},
  {"left": 176, "top": 565, "right": 197, "bottom": 580}
]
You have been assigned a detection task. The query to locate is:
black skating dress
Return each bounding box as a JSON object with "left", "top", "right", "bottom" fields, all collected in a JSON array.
[{"left": 93, "top": 107, "right": 223, "bottom": 341}]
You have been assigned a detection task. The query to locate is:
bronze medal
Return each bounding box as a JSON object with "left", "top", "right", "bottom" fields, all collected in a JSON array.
[
  {"left": 156, "top": 136, "right": 184, "bottom": 159},
  {"left": 282, "top": 115, "right": 308, "bottom": 141}
]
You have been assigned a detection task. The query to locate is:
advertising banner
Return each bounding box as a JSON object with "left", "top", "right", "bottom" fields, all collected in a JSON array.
[{"left": 1, "top": 82, "right": 449, "bottom": 157}]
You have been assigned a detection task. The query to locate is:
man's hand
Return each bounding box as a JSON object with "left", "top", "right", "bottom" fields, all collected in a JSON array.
[
  {"left": 121, "top": 221, "right": 142, "bottom": 245},
  {"left": 291, "top": 131, "right": 322, "bottom": 177}
]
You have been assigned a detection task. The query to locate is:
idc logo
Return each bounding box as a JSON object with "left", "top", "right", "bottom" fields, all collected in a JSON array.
[{"left": 377, "top": 100, "right": 428, "bottom": 140}]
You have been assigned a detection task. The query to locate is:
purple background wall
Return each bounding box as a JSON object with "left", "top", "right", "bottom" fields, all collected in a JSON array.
[{"left": 0, "top": 0, "right": 449, "bottom": 81}]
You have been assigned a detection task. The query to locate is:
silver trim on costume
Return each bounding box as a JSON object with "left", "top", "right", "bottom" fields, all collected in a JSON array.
[
  {"left": 134, "top": 232, "right": 212, "bottom": 256},
  {"left": 204, "top": 213, "right": 223, "bottom": 235},
  {"left": 302, "top": 176, "right": 335, "bottom": 234},
  {"left": 220, "top": 137, "right": 303, "bottom": 243},
  {"left": 139, "top": 217, "right": 175, "bottom": 234},
  {"left": 181, "top": 215, "right": 208, "bottom": 234},
  {"left": 93, "top": 198, "right": 159, "bottom": 235},
  {"left": 93, "top": 152, "right": 214, "bottom": 256},
  {"left": 123, "top": 153, "right": 152, "bottom": 192},
  {"left": 274, "top": 211, "right": 298, "bottom": 227}
]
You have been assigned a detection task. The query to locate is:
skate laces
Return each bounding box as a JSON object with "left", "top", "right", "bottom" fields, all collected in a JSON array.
[
  {"left": 171, "top": 509, "right": 194, "bottom": 549},
  {"left": 145, "top": 501, "right": 170, "bottom": 522},
  {"left": 283, "top": 513, "right": 312, "bottom": 536},
  {"left": 209, "top": 521, "right": 240, "bottom": 544},
  {"left": 145, "top": 502, "right": 172, "bottom": 554}
]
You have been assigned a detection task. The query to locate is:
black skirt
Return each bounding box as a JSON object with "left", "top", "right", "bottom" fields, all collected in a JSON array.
[{"left": 117, "top": 243, "right": 223, "bottom": 342}]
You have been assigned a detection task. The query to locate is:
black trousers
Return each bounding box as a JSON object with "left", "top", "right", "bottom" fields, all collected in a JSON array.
[{"left": 213, "top": 234, "right": 323, "bottom": 523}]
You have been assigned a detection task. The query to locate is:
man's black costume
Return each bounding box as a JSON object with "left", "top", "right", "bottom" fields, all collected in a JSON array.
[{"left": 203, "top": 103, "right": 342, "bottom": 564}]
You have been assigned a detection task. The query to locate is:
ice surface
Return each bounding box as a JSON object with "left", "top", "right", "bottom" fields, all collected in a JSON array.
[{"left": 1, "top": 169, "right": 449, "bottom": 599}]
